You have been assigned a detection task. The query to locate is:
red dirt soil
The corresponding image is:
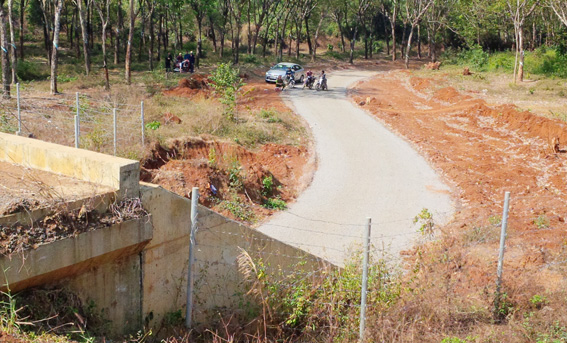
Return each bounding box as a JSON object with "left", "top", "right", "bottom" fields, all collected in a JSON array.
[
  {"left": 153, "top": 74, "right": 309, "bottom": 222},
  {"left": 141, "top": 138, "right": 310, "bottom": 223},
  {"left": 352, "top": 71, "right": 567, "bottom": 293}
]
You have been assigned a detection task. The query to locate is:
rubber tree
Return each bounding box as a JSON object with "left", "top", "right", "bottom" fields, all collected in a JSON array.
[
  {"left": 19, "top": 0, "right": 28, "bottom": 60},
  {"left": 383, "top": 0, "right": 399, "bottom": 61},
  {"left": 0, "top": 0, "right": 10, "bottom": 97},
  {"left": 403, "top": 0, "right": 434, "bottom": 68},
  {"left": 74, "top": 0, "right": 91, "bottom": 75},
  {"left": 549, "top": 0, "right": 567, "bottom": 27},
  {"left": 228, "top": 0, "right": 246, "bottom": 64},
  {"left": 93, "top": 0, "right": 111, "bottom": 90},
  {"left": 7, "top": 0, "right": 15, "bottom": 83},
  {"left": 311, "top": 6, "right": 326, "bottom": 61},
  {"left": 125, "top": 0, "right": 137, "bottom": 84},
  {"left": 189, "top": 0, "right": 210, "bottom": 66},
  {"left": 507, "top": 0, "right": 539, "bottom": 82},
  {"left": 50, "top": 0, "right": 63, "bottom": 94}
]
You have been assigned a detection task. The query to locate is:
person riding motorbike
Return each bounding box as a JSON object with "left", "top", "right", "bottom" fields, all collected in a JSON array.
[
  {"left": 304, "top": 70, "right": 315, "bottom": 88},
  {"left": 285, "top": 67, "right": 295, "bottom": 85}
]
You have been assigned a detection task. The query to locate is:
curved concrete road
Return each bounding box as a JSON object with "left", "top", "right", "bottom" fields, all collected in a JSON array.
[{"left": 257, "top": 70, "right": 454, "bottom": 266}]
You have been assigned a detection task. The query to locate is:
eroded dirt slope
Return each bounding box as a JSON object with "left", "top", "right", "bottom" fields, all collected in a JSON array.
[{"left": 352, "top": 70, "right": 567, "bottom": 292}]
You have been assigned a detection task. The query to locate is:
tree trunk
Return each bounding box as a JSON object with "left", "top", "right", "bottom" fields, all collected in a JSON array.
[
  {"left": 138, "top": 4, "right": 145, "bottom": 62},
  {"left": 349, "top": 27, "right": 357, "bottom": 64},
  {"left": 518, "top": 25, "right": 524, "bottom": 82},
  {"left": 417, "top": 23, "right": 421, "bottom": 59},
  {"left": 18, "top": 0, "right": 23, "bottom": 59},
  {"left": 246, "top": 0, "right": 251, "bottom": 54},
  {"left": 102, "top": 22, "right": 110, "bottom": 90},
  {"left": 75, "top": 8, "right": 80, "bottom": 57},
  {"left": 390, "top": 7, "right": 397, "bottom": 61},
  {"left": 76, "top": 0, "right": 90, "bottom": 75},
  {"left": 157, "top": 12, "right": 162, "bottom": 61},
  {"left": 197, "top": 17, "right": 202, "bottom": 67},
  {"left": 381, "top": 10, "right": 390, "bottom": 56},
  {"left": 50, "top": 0, "right": 63, "bottom": 95},
  {"left": 312, "top": 13, "right": 324, "bottom": 62},
  {"left": 337, "top": 15, "right": 345, "bottom": 52},
  {"left": 220, "top": 30, "right": 225, "bottom": 58},
  {"left": 148, "top": 6, "right": 154, "bottom": 70},
  {"left": 7, "top": 0, "right": 16, "bottom": 83},
  {"left": 114, "top": 0, "right": 121, "bottom": 64},
  {"left": 0, "top": 0, "right": 10, "bottom": 97},
  {"left": 404, "top": 25, "right": 414, "bottom": 69},
  {"left": 209, "top": 15, "right": 217, "bottom": 53},
  {"left": 295, "top": 20, "right": 300, "bottom": 59},
  {"left": 69, "top": 10, "right": 74, "bottom": 48},
  {"left": 305, "top": 16, "right": 312, "bottom": 55},
  {"left": 41, "top": 10, "right": 51, "bottom": 65},
  {"left": 125, "top": 0, "right": 134, "bottom": 84}
]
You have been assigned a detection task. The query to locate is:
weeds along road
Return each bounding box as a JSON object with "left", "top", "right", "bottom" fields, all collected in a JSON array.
[{"left": 257, "top": 69, "right": 455, "bottom": 266}]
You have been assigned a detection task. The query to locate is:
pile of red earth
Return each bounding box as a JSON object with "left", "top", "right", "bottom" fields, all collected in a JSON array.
[{"left": 163, "top": 74, "right": 212, "bottom": 98}]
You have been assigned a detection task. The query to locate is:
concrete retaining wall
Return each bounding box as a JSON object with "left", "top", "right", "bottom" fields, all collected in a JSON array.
[
  {"left": 0, "top": 217, "right": 152, "bottom": 334},
  {"left": 0, "top": 132, "right": 139, "bottom": 199},
  {"left": 140, "top": 183, "right": 327, "bottom": 330}
]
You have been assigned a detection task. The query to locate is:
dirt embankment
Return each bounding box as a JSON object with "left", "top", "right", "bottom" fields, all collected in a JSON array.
[
  {"left": 141, "top": 138, "right": 310, "bottom": 223},
  {"left": 352, "top": 71, "right": 567, "bottom": 293}
]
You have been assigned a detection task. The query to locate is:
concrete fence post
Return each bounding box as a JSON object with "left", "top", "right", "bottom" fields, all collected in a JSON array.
[
  {"left": 141, "top": 101, "right": 145, "bottom": 146},
  {"left": 113, "top": 108, "right": 117, "bottom": 156},
  {"left": 359, "top": 217, "right": 371, "bottom": 342},
  {"left": 75, "top": 92, "right": 80, "bottom": 148},
  {"left": 494, "top": 191, "right": 511, "bottom": 315},
  {"left": 16, "top": 83, "right": 21, "bottom": 134},
  {"left": 186, "top": 187, "right": 199, "bottom": 328}
]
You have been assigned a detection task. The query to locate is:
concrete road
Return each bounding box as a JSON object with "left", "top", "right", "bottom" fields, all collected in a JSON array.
[{"left": 257, "top": 70, "right": 454, "bottom": 266}]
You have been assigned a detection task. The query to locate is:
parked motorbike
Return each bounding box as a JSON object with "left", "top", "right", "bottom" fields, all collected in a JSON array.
[{"left": 315, "top": 75, "right": 328, "bottom": 91}]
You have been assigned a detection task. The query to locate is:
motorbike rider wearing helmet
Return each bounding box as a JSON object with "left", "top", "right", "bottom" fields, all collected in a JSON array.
[{"left": 285, "top": 67, "right": 295, "bottom": 84}]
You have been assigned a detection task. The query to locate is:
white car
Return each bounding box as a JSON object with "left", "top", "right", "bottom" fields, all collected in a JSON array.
[{"left": 265, "top": 62, "right": 305, "bottom": 84}]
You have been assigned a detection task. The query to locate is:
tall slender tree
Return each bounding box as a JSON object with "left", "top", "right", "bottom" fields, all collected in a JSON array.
[{"left": 50, "top": 0, "right": 63, "bottom": 94}]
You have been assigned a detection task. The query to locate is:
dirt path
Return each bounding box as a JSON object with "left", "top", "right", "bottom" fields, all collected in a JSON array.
[{"left": 257, "top": 70, "right": 455, "bottom": 265}]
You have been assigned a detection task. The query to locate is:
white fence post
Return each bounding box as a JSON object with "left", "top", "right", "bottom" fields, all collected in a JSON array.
[
  {"left": 359, "top": 217, "right": 371, "bottom": 342},
  {"left": 141, "top": 101, "right": 145, "bottom": 146},
  {"left": 16, "top": 83, "right": 21, "bottom": 134},
  {"left": 494, "top": 191, "right": 511, "bottom": 315},
  {"left": 113, "top": 108, "right": 117, "bottom": 156},
  {"left": 75, "top": 92, "right": 80, "bottom": 148}
]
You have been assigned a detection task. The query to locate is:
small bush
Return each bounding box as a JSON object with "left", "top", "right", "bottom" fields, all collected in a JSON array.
[
  {"left": 17, "top": 60, "right": 49, "bottom": 81},
  {"left": 242, "top": 54, "right": 259, "bottom": 64},
  {"left": 263, "top": 197, "right": 286, "bottom": 210},
  {"left": 145, "top": 120, "right": 161, "bottom": 130},
  {"left": 458, "top": 45, "right": 489, "bottom": 70}
]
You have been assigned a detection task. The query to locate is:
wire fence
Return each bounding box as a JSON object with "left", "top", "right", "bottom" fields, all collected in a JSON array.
[
  {"left": 186, "top": 189, "right": 567, "bottom": 340},
  {"left": 0, "top": 83, "right": 146, "bottom": 158}
]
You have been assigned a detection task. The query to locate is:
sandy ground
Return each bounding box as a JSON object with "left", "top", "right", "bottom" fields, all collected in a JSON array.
[{"left": 256, "top": 70, "right": 455, "bottom": 265}]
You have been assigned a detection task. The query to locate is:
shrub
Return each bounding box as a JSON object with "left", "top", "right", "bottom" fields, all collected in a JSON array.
[
  {"left": 209, "top": 63, "right": 245, "bottom": 121},
  {"left": 458, "top": 45, "right": 489, "bottom": 70},
  {"left": 17, "top": 60, "right": 49, "bottom": 81},
  {"left": 263, "top": 197, "right": 286, "bottom": 210}
]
